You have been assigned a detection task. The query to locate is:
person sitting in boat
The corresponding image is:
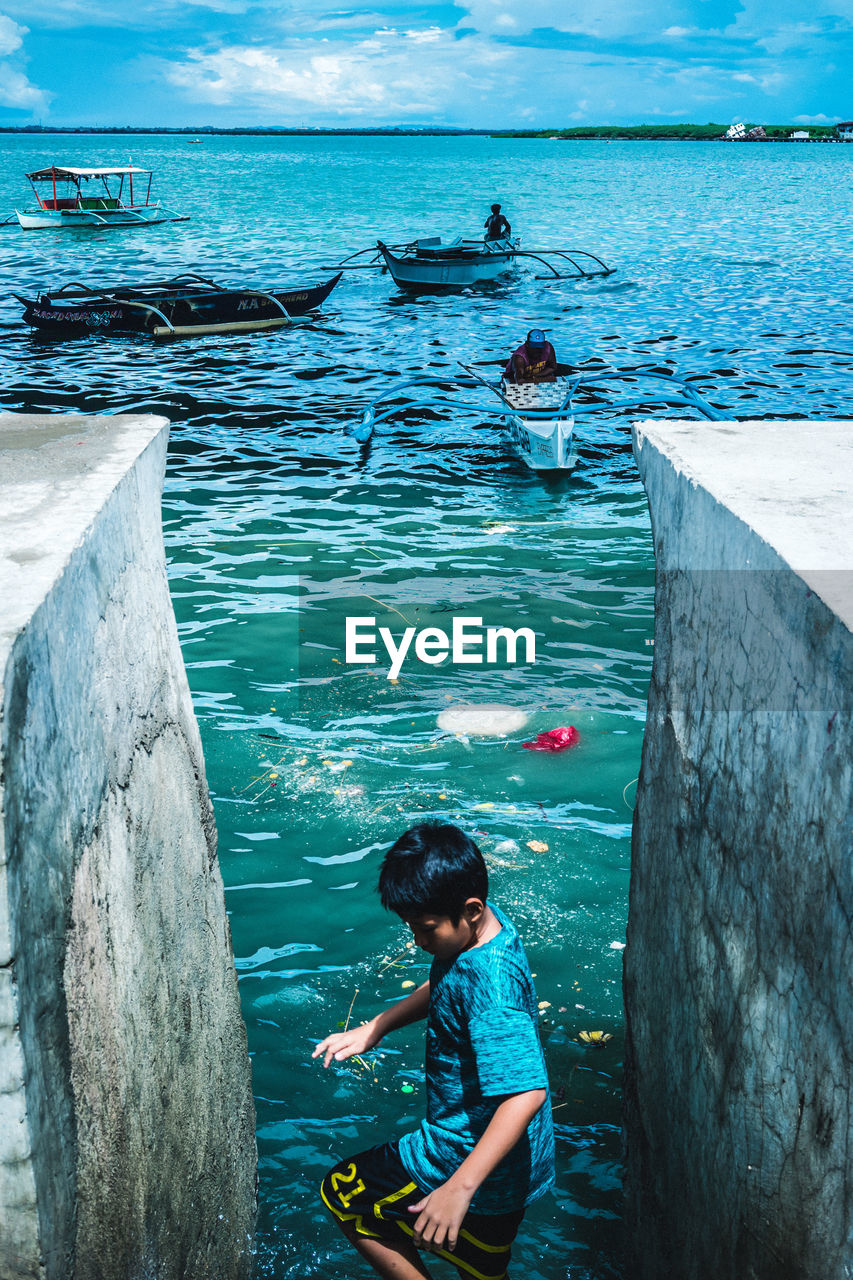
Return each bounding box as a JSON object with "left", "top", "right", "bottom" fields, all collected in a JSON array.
[
  {"left": 505, "top": 329, "right": 558, "bottom": 383},
  {"left": 484, "top": 203, "right": 511, "bottom": 241}
]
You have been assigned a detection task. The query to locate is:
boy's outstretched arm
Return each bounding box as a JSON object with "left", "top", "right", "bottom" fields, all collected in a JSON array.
[
  {"left": 312, "top": 980, "right": 430, "bottom": 1069},
  {"left": 408, "top": 1088, "right": 547, "bottom": 1253}
]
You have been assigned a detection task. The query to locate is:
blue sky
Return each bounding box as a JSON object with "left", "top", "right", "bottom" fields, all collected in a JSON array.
[{"left": 0, "top": 0, "right": 851, "bottom": 127}]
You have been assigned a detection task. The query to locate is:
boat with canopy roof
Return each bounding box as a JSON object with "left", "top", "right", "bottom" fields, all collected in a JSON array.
[{"left": 8, "top": 164, "right": 188, "bottom": 230}]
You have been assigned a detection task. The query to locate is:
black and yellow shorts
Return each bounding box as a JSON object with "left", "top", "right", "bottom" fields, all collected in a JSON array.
[{"left": 320, "top": 1141, "right": 524, "bottom": 1280}]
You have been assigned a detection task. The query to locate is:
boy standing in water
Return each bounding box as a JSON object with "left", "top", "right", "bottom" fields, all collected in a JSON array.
[{"left": 313, "top": 823, "right": 554, "bottom": 1280}]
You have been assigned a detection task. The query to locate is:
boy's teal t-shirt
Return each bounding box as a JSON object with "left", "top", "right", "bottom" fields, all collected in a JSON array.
[{"left": 398, "top": 902, "right": 555, "bottom": 1213}]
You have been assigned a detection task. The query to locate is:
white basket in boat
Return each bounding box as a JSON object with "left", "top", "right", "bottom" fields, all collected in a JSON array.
[{"left": 501, "top": 377, "right": 572, "bottom": 410}]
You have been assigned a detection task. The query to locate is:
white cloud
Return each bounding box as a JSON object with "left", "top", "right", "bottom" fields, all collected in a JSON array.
[
  {"left": 403, "top": 25, "right": 442, "bottom": 42},
  {"left": 460, "top": 0, "right": 666, "bottom": 39},
  {"left": 0, "top": 62, "right": 47, "bottom": 108},
  {"left": 159, "top": 27, "right": 511, "bottom": 117},
  {"left": 0, "top": 12, "right": 24, "bottom": 54},
  {"left": 0, "top": 14, "right": 50, "bottom": 112}
]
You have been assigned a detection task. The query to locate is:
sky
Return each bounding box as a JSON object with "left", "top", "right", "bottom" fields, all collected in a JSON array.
[{"left": 0, "top": 0, "right": 851, "bottom": 129}]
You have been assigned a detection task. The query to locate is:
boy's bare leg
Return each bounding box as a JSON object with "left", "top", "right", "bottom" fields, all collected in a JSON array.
[{"left": 335, "top": 1218, "right": 433, "bottom": 1279}]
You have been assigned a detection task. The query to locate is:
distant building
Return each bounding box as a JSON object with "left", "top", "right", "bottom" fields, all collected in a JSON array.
[
  {"left": 726, "top": 122, "right": 747, "bottom": 139},
  {"left": 790, "top": 130, "right": 810, "bottom": 141},
  {"left": 836, "top": 121, "right": 853, "bottom": 140},
  {"left": 745, "top": 126, "right": 767, "bottom": 140}
]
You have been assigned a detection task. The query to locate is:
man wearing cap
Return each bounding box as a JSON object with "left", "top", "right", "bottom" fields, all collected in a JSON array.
[
  {"left": 505, "top": 330, "right": 558, "bottom": 384},
  {"left": 484, "top": 203, "right": 512, "bottom": 241}
]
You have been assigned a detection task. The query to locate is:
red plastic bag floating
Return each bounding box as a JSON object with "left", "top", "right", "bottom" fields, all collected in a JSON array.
[{"left": 522, "top": 726, "right": 580, "bottom": 752}]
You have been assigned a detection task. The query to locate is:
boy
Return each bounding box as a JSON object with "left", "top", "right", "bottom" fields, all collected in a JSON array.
[
  {"left": 484, "top": 203, "right": 512, "bottom": 241},
  {"left": 313, "top": 823, "right": 554, "bottom": 1280}
]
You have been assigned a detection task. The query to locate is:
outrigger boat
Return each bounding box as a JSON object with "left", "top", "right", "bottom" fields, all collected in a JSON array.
[
  {"left": 350, "top": 366, "right": 727, "bottom": 471},
  {"left": 15, "top": 272, "right": 342, "bottom": 339},
  {"left": 326, "top": 237, "right": 615, "bottom": 290},
  {"left": 5, "top": 165, "right": 188, "bottom": 230}
]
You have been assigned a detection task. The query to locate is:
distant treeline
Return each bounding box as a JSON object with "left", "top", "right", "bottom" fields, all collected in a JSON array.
[
  {"left": 0, "top": 123, "right": 842, "bottom": 139},
  {"left": 493, "top": 123, "right": 840, "bottom": 140}
]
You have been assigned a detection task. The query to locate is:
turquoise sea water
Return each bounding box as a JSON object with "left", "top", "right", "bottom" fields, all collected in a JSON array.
[{"left": 0, "top": 134, "right": 850, "bottom": 1279}]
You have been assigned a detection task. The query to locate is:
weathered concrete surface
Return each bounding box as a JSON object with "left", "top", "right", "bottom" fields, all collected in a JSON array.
[
  {"left": 624, "top": 420, "right": 853, "bottom": 1280},
  {"left": 0, "top": 415, "right": 256, "bottom": 1280}
]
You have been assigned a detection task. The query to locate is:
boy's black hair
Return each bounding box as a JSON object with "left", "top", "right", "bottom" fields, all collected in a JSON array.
[{"left": 378, "top": 823, "right": 488, "bottom": 924}]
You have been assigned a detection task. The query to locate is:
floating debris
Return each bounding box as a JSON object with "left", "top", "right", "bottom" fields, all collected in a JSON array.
[
  {"left": 527, "top": 840, "right": 549, "bottom": 853},
  {"left": 323, "top": 759, "right": 354, "bottom": 773},
  {"left": 437, "top": 704, "right": 529, "bottom": 736},
  {"left": 522, "top": 726, "right": 580, "bottom": 752},
  {"left": 578, "top": 1030, "right": 613, "bottom": 1047}
]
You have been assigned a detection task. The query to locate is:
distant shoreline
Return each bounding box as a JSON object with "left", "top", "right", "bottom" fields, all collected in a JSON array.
[{"left": 0, "top": 124, "right": 843, "bottom": 140}]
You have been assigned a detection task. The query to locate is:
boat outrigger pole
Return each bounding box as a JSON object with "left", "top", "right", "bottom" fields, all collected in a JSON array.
[
  {"left": 509, "top": 249, "right": 616, "bottom": 280},
  {"left": 349, "top": 366, "right": 728, "bottom": 448}
]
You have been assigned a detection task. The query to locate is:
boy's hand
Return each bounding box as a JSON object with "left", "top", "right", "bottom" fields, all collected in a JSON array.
[
  {"left": 312, "top": 1020, "right": 381, "bottom": 1068},
  {"left": 408, "top": 1180, "right": 473, "bottom": 1253}
]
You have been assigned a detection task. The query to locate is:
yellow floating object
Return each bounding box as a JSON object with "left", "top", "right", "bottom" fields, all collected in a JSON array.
[
  {"left": 473, "top": 802, "right": 494, "bottom": 811},
  {"left": 538, "top": 1001, "right": 551, "bottom": 1010},
  {"left": 527, "top": 840, "right": 549, "bottom": 853},
  {"left": 578, "top": 1030, "right": 613, "bottom": 1045},
  {"left": 402, "top": 980, "right": 416, "bottom": 989}
]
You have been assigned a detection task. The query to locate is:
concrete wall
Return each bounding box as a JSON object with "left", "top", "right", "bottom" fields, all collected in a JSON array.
[
  {"left": 624, "top": 420, "right": 853, "bottom": 1280},
  {"left": 0, "top": 414, "right": 256, "bottom": 1280}
]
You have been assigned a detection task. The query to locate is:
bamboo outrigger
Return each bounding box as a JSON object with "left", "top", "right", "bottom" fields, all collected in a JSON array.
[{"left": 349, "top": 365, "right": 727, "bottom": 471}]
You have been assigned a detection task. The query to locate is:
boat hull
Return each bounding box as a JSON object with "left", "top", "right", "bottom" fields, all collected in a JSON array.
[
  {"left": 501, "top": 379, "right": 577, "bottom": 470},
  {"left": 15, "top": 203, "right": 177, "bottom": 230},
  {"left": 504, "top": 413, "right": 576, "bottom": 470},
  {"left": 17, "top": 274, "right": 343, "bottom": 336},
  {"left": 378, "top": 239, "right": 516, "bottom": 290}
]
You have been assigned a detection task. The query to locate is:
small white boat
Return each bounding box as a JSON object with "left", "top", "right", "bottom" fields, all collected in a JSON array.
[
  {"left": 350, "top": 367, "right": 727, "bottom": 472},
  {"left": 327, "top": 237, "right": 616, "bottom": 291},
  {"left": 10, "top": 164, "right": 188, "bottom": 230}
]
